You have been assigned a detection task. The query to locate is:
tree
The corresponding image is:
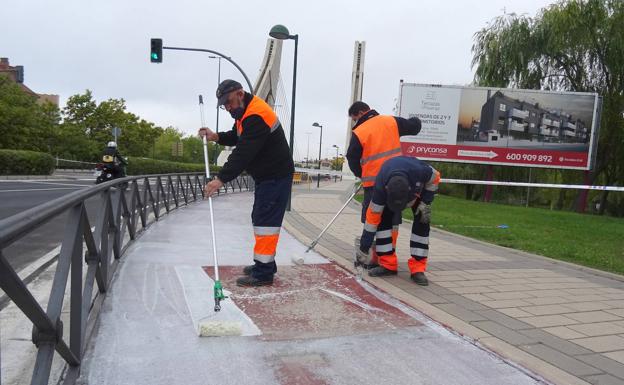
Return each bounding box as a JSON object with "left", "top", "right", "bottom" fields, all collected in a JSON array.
[
  {"left": 61, "top": 91, "right": 164, "bottom": 161},
  {"left": 0, "top": 75, "right": 60, "bottom": 152},
  {"left": 472, "top": 0, "right": 624, "bottom": 214}
]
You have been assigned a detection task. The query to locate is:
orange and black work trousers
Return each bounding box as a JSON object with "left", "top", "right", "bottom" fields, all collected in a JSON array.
[
  {"left": 250, "top": 175, "right": 292, "bottom": 280},
  {"left": 375, "top": 202, "right": 429, "bottom": 274}
]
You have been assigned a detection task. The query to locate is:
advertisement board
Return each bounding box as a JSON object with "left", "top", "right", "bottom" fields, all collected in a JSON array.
[{"left": 398, "top": 83, "right": 601, "bottom": 170}]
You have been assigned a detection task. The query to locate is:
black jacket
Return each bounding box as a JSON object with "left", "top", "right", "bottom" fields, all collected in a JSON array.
[
  {"left": 345, "top": 110, "right": 421, "bottom": 178},
  {"left": 103, "top": 147, "right": 126, "bottom": 165},
  {"left": 217, "top": 93, "right": 294, "bottom": 183},
  {"left": 372, "top": 156, "right": 438, "bottom": 206}
]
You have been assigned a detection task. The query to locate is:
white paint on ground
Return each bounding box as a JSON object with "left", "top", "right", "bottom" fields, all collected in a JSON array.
[{"left": 175, "top": 265, "right": 261, "bottom": 337}]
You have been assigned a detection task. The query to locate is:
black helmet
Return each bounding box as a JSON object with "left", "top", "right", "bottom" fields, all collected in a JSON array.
[
  {"left": 385, "top": 175, "right": 411, "bottom": 212},
  {"left": 216, "top": 79, "right": 243, "bottom": 106}
]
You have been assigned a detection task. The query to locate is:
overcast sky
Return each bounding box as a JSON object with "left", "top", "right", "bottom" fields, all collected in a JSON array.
[{"left": 3, "top": 0, "right": 555, "bottom": 161}]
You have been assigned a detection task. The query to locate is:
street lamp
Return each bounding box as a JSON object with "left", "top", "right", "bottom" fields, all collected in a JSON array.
[
  {"left": 270, "top": 24, "right": 298, "bottom": 210},
  {"left": 332, "top": 144, "right": 340, "bottom": 182},
  {"left": 312, "top": 122, "right": 323, "bottom": 188},
  {"left": 208, "top": 55, "right": 223, "bottom": 165},
  {"left": 305, "top": 132, "right": 312, "bottom": 168}
]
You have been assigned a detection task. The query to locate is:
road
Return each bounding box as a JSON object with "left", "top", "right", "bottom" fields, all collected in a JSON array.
[{"left": 0, "top": 177, "right": 98, "bottom": 273}]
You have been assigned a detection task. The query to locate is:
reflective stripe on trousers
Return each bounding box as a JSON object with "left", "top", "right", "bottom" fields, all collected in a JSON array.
[
  {"left": 408, "top": 213, "right": 430, "bottom": 273},
  {"left": 253, "top": 226, "right": 280, "bottom": 263}
]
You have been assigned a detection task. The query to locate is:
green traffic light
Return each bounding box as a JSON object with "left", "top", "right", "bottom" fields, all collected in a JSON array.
[{"left": 151, "top": 53, "right": 159, "bottom": 60}]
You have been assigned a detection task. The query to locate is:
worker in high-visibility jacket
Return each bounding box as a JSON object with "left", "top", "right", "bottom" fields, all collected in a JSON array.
[
  {"left": 346, "top": 101, "right": 422, "bottom": 267},
  {"left": 199, "top": 79, "right": 294, "bottom": 287},
  {"left": 358, "top": 156, "right": 440, "bottom": 286}
]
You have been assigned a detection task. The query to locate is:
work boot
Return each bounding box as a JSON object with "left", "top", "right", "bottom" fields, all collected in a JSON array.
[
  {"left": 410, "top": 272, "right": 429, "bottom": 286},
  {"left": 236, "top": 275, "right": 273, "bottom": 287},
  {"left": 368, "top": 266, "right": 398, "bottom": 277},
  {"left": 242, "top": 265, "right": 254, "bottom": 276}
]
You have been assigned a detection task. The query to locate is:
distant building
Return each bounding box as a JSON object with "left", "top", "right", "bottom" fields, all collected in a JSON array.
[
  {"left": 0, "top": 57, "right": 59, "bottom": 106},
  {"left": 478, "top": 91, "right": 587, "bottom": 143}
]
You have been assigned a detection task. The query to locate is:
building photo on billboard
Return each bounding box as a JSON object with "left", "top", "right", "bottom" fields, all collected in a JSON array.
[{"left": 398, "top": 83, "right": 601, "bottom": 170}]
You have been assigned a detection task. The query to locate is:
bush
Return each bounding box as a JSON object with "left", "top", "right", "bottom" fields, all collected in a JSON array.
[
  {"left": 0, "top": 150, "right": 55, "bottom": 175},
  {"left": 126, "top": 157, "right": 220, "bottom": 176}
]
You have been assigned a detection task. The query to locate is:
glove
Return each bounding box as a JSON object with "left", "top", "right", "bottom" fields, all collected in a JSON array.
[
  {"left": 415, "top": 202, "right": 432, "bottom": 224},
  {"left": 359, "top": 229, "right": 375, "bottom": 253}
]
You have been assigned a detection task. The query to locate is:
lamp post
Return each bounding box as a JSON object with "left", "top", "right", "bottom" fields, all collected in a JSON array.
[
  {"left": 305, "top": 132, "right": 312, "bottom": 168},
  {"left": 312, "top": 122, "right": 323, "bottom": 188},
  {"left": 332, "top": 144, "right": 340, "bottom": 182},
  {"left": 208, "top": 55, "right": 223, "bottom": 165},
  {"left": 269, "top": 24, "right": 298, "bottom": 210}
]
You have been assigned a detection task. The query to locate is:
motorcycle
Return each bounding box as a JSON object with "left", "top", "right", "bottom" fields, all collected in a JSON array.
[{"left": 94, "top": 163, "right": 117, "bottom": 184}]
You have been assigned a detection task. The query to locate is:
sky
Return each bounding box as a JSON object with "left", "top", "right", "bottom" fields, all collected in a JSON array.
[{"left": 2, "top": 0, "right": 556, "bottom": 161}]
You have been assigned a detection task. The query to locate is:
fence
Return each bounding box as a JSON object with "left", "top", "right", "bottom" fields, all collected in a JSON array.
[{"left": 0, "top": 172, "right": 254, "bottom": 385}]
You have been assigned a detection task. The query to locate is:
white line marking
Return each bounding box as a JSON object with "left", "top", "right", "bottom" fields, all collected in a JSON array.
[{"left": 0, "top": 187, "right": 84, "bottom": 193}]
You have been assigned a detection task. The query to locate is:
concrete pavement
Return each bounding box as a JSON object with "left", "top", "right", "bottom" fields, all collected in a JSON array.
[
  {"left": 284, "top": 180, "right": 624, "bottom": 385},
  {"left": 76, "top": 191, "right": 541, "bottom": 385}
]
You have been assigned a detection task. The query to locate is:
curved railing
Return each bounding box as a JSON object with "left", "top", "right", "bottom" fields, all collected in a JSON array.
[{"left": 0, "top": 172, "right": 254, "bottom": 385}]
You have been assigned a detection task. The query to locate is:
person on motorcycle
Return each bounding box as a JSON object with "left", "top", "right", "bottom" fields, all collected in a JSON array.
[{"left": 102, "top": 141, "right": 127, "bottom": 178}]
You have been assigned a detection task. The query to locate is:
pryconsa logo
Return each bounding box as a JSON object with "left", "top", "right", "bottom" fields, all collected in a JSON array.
[{"left": 408, "top": 146, "right": 448, "bottom": 155}]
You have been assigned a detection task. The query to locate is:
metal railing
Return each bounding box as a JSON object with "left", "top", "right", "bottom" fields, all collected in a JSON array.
[{"left": 0, "top": 172, "right": 254, "bottom": 385}]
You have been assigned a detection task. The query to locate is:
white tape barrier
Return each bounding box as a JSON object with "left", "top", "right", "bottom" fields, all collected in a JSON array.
[
  {"left": 442, "top": 178, "right": 624, "bottom": 192},
  {"left": 294, "top": 167, "right": 623, "bottom": 192},
  {"left": 294, "top": 167, "right": 345, "bottom": 177}
]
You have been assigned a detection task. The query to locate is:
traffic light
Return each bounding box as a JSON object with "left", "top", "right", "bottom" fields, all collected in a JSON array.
[{"left": 150, "top": 38, "right": 162, "bottom": 63}]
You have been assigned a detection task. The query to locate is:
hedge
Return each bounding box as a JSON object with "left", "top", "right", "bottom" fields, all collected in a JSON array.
[
  {"left": 126, "top": 157, "right": 220, "bottom": 176},
  {"left": 0, "top": 150, "right": 55, "bottom": 175}
]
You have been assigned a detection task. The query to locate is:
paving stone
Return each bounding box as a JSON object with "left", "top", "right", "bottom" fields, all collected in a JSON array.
[
  {"left": 565, "top": 302, "right": 614, "bottom": 312},
  {"left": 450, "top": 286, "right": 496, "bottom": 295},
  {"left": 441, "top": 295, "right": 489, "bottom": 311},
  {"left": 525, "top": 290, "right": 572, "bottom": 297},
  {"left": 489, "top": 284, "right": 532, "bottom": 292},
  {"left": 437, "top": 303, "right": 488, "bottom": 322},
  {"left": 471, "top": 321, "right": 538, "bottom": 345},
  {"left": 463, "top": 293, "right": 492, "bottom": 302},
  {"left": 521, "top": 304, "right": 577, "bottom": 316},
  {"left": 519, "top": 344, "right": 602, "bottom": 377},
  {"left": 567, "top": 295, "right": 611, "bottom": 303},
  {"left": 566, "top": 311, "right": 622, "bottom": 324},
  {"left": 524, "top": 297, "right": 572, "bottom": 306},
  {"left": 476, "top": 309, "right": 534, "bottom": 330},
  {"left": 389, "top": 277, "right": 449, "bottom": 304},
  {"left": 604, "top": 351, "right": 624, "bottom": 365},
  {"left": 522, "top": 315, "right": 579, "bottom": 328},
  {"left": 571, "top": 336, "right": 624, "bottom": 353},
  {"left": 583, "top": 374, "right": 624, "bottom": 385},
  {"left": 605, "top": 309, "right": 624, "bottom": 317},
  {"left": 568, "top": 322, "right": 624, "bottom": 337},
  {"left": 481, "top": 299, "right": 534, "bottom": 309},
  {"left": 544, "top": 326, "right": 588, "bottom": 340},
  {"left": 520, "top": 328, "right": 594, "bottom": 356},
  {"left": 498, "top": 308, "right": 534, "bottom": 318},
  {"left": 483, "top": 291, "right": 535, "bottom": 300},
  {"left": 577, "top": 353, "right": 624, "bottom": 380}
]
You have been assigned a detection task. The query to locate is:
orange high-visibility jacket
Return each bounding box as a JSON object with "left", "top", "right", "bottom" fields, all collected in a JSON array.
[{"left": 352, "top": 115, "right": 402, "bottom": 187}]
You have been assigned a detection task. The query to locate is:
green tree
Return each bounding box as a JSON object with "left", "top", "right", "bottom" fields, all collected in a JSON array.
[
  {"left": 472, "top": 0, "right": 624, "bottom": 215},
  {"left": 61, "top": 90, "right": 164, "bottom": 161},
  {"left": 0, "top": 75, "right": 61, "bottom": 152}
]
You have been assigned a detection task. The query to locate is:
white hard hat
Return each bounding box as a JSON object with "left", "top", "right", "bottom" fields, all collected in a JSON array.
[{"left": 107, "top": 141, "right": 117, "bottom": 148}]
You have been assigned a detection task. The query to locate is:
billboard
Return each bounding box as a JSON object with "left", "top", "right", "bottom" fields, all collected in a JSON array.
[{"left": 398, "top": 83, "right": 601, "bottom": 170}]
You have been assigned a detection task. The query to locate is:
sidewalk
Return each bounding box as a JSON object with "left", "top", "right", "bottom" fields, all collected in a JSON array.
[
  {"left": 284, "top": 181, "right": 624, "bottom": 385},
  {"left": 76, "top": 191, "right": 540, "bottom": 385}
]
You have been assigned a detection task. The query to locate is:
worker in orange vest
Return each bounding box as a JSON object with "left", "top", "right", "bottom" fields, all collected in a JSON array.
[
  {"left": 359, "top": 156, "right": 440, "bottom": 285},
  {"left": 346, "top": 101, "right": 421, "bottom": 266},
  {"left": 200, "top": 79, "right": 294, "bottom": 287}
]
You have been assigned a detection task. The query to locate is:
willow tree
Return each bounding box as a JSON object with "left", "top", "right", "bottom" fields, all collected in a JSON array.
[{"left": 472, "top": 0, "right": 624, "bottom": 214}]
